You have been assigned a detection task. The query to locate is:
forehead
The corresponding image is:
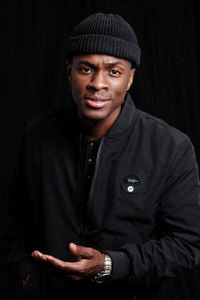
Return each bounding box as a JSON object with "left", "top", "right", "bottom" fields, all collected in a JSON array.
[{"left": 72, "top": 54, "right": 132, "bottom": 68}]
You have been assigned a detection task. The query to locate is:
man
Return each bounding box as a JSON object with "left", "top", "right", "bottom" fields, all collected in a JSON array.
[{"left": 6, "top": 13, "right": 200, "bottom": 300}]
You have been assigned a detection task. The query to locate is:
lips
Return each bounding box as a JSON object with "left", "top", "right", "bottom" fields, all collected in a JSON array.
[{"left": 84, "top": 96, "right": 110, "bottom": 108}]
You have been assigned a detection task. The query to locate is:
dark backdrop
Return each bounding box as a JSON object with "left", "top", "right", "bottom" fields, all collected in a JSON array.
[{"left": 1, "top": 1, "right": 200, "bottom": 299}]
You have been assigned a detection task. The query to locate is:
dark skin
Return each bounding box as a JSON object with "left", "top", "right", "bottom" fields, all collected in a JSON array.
[
  {"left": 32, "top": 243, "right": 104, "bottom": 281},
  {"left": 28, "top": 54, "right": 135, "bottom": 283},
  {"left": 68, "top": 54, "right": 135, "bottom": 139}
]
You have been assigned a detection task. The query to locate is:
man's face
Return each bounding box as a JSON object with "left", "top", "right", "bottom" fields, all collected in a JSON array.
[{"left": 67, "top": 54, "right": 135, "bottom": 123}]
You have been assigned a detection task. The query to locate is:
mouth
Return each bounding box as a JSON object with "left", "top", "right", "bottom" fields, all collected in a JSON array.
[{"left": 84, "top": 96, "right": 110, "bottom": 108}]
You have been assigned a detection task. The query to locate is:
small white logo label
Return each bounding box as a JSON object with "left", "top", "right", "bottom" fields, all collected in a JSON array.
[{"left": 127, "top": 186, "right": 134, "bottom": 193}]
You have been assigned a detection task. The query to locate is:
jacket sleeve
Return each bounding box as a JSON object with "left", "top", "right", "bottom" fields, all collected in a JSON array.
[
  {"left": 5, "top": 137, "right": 35, "bottom": 283},
  {"left": 107, "top": 138, "right": 200, "bottom": 288}
]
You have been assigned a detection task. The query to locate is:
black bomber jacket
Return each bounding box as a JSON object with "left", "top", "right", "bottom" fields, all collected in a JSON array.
[{"left": 6, "top": 94, "right": 200, "bottom": 299}]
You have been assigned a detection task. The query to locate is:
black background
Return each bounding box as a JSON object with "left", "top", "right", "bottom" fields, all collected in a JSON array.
[{"left": 1, "top": 1, "right": 200, "bottom": 299}]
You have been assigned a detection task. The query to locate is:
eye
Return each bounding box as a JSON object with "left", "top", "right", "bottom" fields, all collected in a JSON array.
[
  {"left": 79, "top": 67, "right": 93, "bottom": 74},
  {"left": 109, "top": 69, "right": 121, "bottom": 76}
]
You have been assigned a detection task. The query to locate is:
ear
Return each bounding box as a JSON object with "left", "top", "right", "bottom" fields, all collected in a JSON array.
[
  {"left": 127, "top": 68, "right": 136, "bottom": 91},
  {"left": 66, "top": 60, "right": 72, "bottom": 83}
]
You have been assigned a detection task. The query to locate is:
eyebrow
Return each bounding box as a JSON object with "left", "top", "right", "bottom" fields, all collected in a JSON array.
[{"left": 77, "top": 60, "right": 124, "bottom": 69}]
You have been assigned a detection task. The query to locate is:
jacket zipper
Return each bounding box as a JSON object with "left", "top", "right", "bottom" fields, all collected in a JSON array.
[
  {"left": 86, "top": 137, "right": 105, "bottom": 216},
  {"left": 79, "top": 137, "right": 105, "bottom": 245}
]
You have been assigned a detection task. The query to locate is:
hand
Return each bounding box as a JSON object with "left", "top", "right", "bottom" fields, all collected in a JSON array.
[
  {"left": 31, "top": 243, "right": 104, "bottom": 280},
  {"left": 22, "top": 273, "right": 31, "bottom": 289}
]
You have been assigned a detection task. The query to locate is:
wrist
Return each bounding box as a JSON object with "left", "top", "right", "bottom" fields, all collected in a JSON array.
[{"left": 92, "top": 254, "right": 112, "bottom": 283}]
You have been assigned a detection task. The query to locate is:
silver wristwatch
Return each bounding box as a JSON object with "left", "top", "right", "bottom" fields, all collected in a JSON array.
[{"left": 92, "top": 254, "right": 112, "bottom": 283}]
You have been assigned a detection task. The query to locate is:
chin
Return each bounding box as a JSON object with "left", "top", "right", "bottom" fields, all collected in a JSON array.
[{"left": 81, "top": 112, "right": 107, "bottom": 124}]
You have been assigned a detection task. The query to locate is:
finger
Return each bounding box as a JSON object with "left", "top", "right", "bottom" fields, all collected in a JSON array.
[
  {"left": 32, "top": 251, "right": 58, "bottom": 263},
  {"left": 68, "top": 275, "right": 83, "bottom": 281},
  {"left": 32, "top": 250, "right": 48, "bottom": 261},
  {"left": 32, "top": 250, "right": 43, "bottom": 257},
  {"left": 32, "top": 250, "right": 83, "bottom": 273},
  {"left": 69, "top": 243, "right": 93, "bottom": 259},
  {"left": 40, "top": 254, "right": 83, "bottom": 273},
  {"left": 32, "top": 251, "right": 66, "bottom": 270},
  {"left": 40, "top": 255, "right": 67, "bottom": 270},
  {"left": 69, "top": 243, "right": 79, "bottom": 257}
]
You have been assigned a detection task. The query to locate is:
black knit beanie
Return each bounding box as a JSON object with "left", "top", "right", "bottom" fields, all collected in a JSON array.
[{"left": 65, "top": 13, "right": 141, "bottom": 67}]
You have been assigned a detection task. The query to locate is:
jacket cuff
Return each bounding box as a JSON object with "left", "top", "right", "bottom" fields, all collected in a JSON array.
[{"left": 106, "top": 250, "right": 130, "bottom": 280}]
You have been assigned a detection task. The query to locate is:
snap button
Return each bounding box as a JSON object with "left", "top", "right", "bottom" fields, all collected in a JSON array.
[
  {"left": 88, "top": 158, "right": 93, "bottom": 164},
  {"left": 127, "top": 185, "right": 134, "bottom": 193}
]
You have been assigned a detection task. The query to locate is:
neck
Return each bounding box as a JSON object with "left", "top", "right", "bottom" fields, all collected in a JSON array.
[
  {"left": 80, "top": 118, "right": 110, "bottom": 140},
  {"left": 79, "top": 108, "right": 121, "bottom": 140}
]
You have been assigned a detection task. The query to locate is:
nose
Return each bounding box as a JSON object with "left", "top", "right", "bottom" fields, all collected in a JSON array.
[{"left": 87, "top": 71, "right": 108, "bottom": 91}]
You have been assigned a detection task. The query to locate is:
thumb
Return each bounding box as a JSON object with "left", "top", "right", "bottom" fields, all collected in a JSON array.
[
  {"left": 69, "top": 243, "right": 79, "bottom": 257},
  {"left": 69, "top": 243, "right": 92, "bottom": 259}
]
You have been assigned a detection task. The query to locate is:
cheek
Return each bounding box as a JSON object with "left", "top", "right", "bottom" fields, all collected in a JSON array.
[
  {"left": 110, "top": 78, "right": 130, "bottom": 96},
  {"left": 71, "top": 77, "right": 85, "bottom": 99}
]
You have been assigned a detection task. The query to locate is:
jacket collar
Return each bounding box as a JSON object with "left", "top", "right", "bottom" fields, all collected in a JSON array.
[{"left": 106, "top": 93, "right": 137, "bottom": 138}]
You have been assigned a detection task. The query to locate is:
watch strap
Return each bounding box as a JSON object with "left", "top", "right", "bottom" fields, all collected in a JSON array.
[{"left": 91, "top": 254, "right": 112, "bottom": 283}]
